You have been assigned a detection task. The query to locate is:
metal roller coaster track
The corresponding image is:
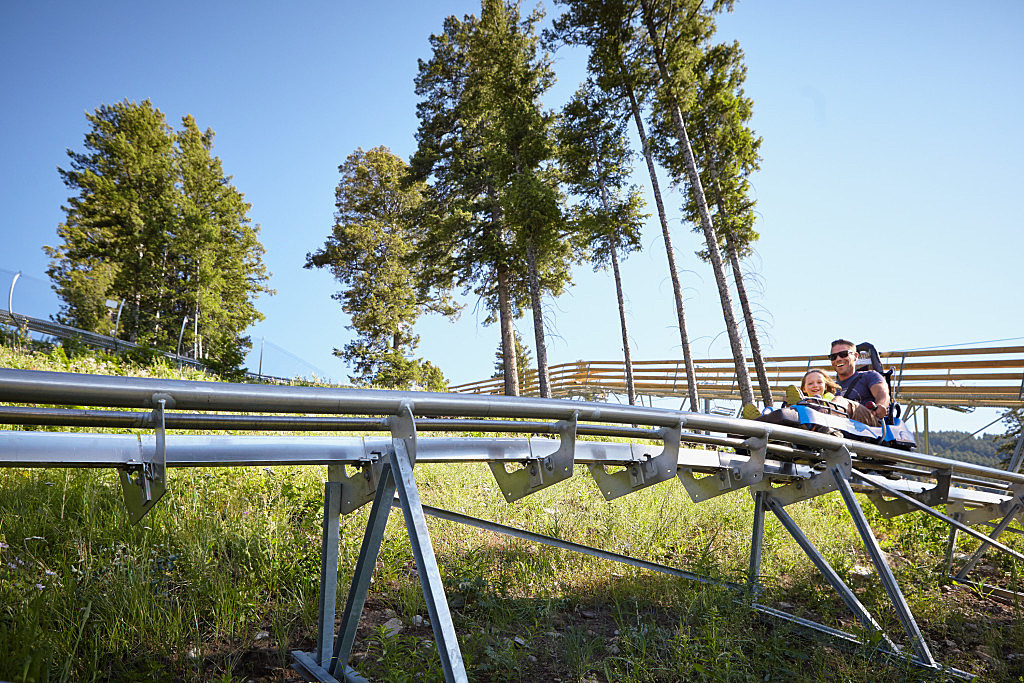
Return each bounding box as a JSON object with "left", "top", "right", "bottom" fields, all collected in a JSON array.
[{"left": 2, "top": 368, "right": 1021, "bottom": 681}]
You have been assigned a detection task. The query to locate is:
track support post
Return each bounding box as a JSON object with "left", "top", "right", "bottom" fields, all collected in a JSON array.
[
  {"left": 831, "top": 466, "right": 935, "bottom": 666},
  {"left": 748, "top": 489, "right": 766, "bottom": 595}
]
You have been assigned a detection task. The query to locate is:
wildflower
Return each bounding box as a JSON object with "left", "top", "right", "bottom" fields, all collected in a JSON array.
[
  {"left": 35, "top": 583, "right": 44, "bottom": 590},
  {"left": 0, "top": 542, "right": 8, "bottom": 549},
  {"left": 44, "top": 570, "right": 57, "bottom": 576}
]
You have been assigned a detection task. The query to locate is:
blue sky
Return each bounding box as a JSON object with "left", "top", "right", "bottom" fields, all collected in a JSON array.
[{"left": 1, "top": 1, "right": 1021, "bottom": 433}]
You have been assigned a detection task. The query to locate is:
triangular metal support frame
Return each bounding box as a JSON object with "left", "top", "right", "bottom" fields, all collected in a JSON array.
[
  {"left": 754, "top": 444, "right": 939, "bottom": 670},
  {"left": 296, "top": 403, "right": 469, "bottom": 683}
]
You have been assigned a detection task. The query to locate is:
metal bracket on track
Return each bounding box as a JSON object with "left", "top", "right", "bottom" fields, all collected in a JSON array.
[
  {"left": 958, "top": 484, "right": 1024, "bottom": 527},
  {"left": 865, "top": 467, "right": 951, "bottom": 518},
  {"left": 588, "top": 420, "right": 682, "bottom": 501},
  {"left": 327, "top": 444, "right": 387, "bottom": 514},
  {"left": 488, "top": 412, "right": 577, "bottom": 502},
  {"left": 752, "top": 443, "right": 852, "bottom": 508},
  {"left": 678, "top": 434, "right": 768, "bottom": 503},
  {"left": 118, "top": 393, "right": 170, "bottom": 524}
]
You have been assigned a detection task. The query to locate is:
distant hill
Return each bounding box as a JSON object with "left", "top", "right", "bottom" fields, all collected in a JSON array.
[{"left": 927, "top": 430, "right": 1007, "bottom": 469}]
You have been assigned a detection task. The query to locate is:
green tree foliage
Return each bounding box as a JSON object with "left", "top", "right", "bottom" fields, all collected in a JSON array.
[
  {"left": 651, "top": 39, "right": 773, "bottom": 405},
  {"left": 636, "top": 0, "right": 755, "bottom": 405},
  {"left": 411, "top": 1, "right": 570, "bottom": 397},
  {"left": 930, "top": 430, "right": 1005, "bottom": 469},
  {"left": 549, "top": 0, "right": 700, "bottom": 411},
  {"left": 557, "top": 80, "right": 646, "bottom": 404},
  {"left": 45, "top": 100, "right": 272, "bottom": 374},
  {"left": 305, "top": 146, "right": 455, "bottom": 390}
]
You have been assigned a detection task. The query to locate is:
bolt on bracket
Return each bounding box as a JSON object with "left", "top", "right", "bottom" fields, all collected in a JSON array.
[
  {"left": 678, "top": 434, "right": 768, "bottom": 502},
  {"left": 958, "top": 483, "right": 1024, "bottom": 527},
  {"left": 328, "top": 444, "right": 388, "bottom": 515},
  {"left": 866, "top": 468, "right": 952, "bottom": 518},
  {"left": 753, "top": 443, "right": 852, "bottom": 508}
]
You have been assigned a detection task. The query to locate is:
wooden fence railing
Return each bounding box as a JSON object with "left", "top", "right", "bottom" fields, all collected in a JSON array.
[{"left": 450, "top": 345, "right": 1024, "bottom": 410}]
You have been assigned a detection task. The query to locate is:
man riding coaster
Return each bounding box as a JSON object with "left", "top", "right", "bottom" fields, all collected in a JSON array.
[{"left": 739, "top": 339, "right": 914, "bottom": 449}]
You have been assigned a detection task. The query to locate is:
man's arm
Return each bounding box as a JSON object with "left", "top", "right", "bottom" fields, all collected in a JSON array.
[{"left": 869, "top": 376, "right": 890, "bottom": 419}]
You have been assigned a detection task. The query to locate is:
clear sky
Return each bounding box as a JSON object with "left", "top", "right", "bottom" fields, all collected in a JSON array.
[{"left": 1, "top": 1, "right": 1021, "bottom": 433}]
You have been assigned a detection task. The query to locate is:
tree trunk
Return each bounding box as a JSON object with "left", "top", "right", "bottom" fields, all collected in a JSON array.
[
  {"left": 638, "top": 0, "right": 754, "bottom": 406},
  {"left": 130, "top": 293, "right": 141, "bottom": 343},
  {"left": 707, "top": 167, "right": 773, "bottom": 407},
  {"left": 525, "top": 241, "right": 551, "bottom": 398},
  {"left": 610, "top": 247, "right": 636, "bottom": 405},
  {"left": 622, "top": 73, "right": 700, "bottom": 411},
  {"left": 724, "top": 234, "right": 772, "bottom": 406},
  {"left": 496, "top": 262, "right": 519, "bottom": 396}
]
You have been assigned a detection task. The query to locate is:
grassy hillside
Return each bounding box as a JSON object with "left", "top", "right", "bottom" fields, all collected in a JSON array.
[{"left": 1, "top": 341, "right": 1023, "bottom": 682}]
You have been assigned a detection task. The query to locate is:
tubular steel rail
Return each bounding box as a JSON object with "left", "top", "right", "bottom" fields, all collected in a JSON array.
[
  {"left": 450, "top": 345, "right": 1024, "bottom": 410},
  {"left": 2, "top": 369, "right": 1022, "bottom": 680}
]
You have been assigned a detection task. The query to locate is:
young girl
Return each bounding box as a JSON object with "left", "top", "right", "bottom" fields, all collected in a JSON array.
[{"left": 800, "top": 368, "right": 840, "bottom": 400}]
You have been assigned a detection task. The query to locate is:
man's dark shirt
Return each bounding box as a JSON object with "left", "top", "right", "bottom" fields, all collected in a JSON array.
[{"left": 838, "top": 369, "right": 884, "bottom": 404}]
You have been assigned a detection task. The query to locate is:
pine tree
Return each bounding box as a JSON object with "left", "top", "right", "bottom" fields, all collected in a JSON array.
[
  {"left": 637, "top": 0, "right": 755, "bottom": 405},
  {"left": 45, "top": 100, "right": 272, "bottom": 372},
  {"left": 557, "top": 80, "right": 646, "bottom": 405},
  {"left": 492, "top": 330, "right": 534, "bottom": 392},
  {"left": 999, "top": 407, "right": 1024, "bottom": 470},
  {"left": 412, "top": 2, "right": 571, "bottom": 397},
  {"left": 174, "top": 115, "right": 273, "bottom": 373},
  {"left": 549, "top": 0, "right": 702, "bottom": 410},
  {"left": 305, "top": 146, "right": 455, "bottom": 389},
  {"left": 656, "top": 41, "right": 774, "bottom": 406}
]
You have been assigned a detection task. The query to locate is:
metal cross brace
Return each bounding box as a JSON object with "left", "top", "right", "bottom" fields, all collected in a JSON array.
[
  {"left": 763, "top": 494, "right": 899, "bottom": 653},
  {"left": 830, "top": 466, "right": 936, "bottom": 666}
]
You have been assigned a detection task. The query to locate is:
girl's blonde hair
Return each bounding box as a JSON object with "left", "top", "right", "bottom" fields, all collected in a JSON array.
[{"left": 801, "top": 368, "right": 840, "bottom": 395}]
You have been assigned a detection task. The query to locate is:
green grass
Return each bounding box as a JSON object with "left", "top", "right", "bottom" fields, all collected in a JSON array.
[{"left": 1, "top": 340, "right": 1023, "bottom": 681}]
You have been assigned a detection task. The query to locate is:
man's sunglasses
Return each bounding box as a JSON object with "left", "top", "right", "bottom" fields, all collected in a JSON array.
[{"left": 829, "top": 350, "right": 854, "bottom": 361}]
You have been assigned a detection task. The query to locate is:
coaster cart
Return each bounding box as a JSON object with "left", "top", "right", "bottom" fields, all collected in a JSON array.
[{"left": 752, "top": 342, "right": 916, "bottom": 451}]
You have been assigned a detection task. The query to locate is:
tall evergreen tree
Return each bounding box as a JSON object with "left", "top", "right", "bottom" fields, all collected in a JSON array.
[
  {"left": 412, "top": 1, "right": 571, "bottom": 397},
  {"left": 654, "top": 41, "right": 773, "bottom": 406},
  {"left": 411, "top": 11, "right": 521, "bottom": 395},
  {"left": 637, "top": 0, "right": 755, "bottom": 405},
  {"left": 174, "top": 115, "right": 272, "bottom": 372},
  {"left": 45, "top": 100, "right": 272, "bottom": 372},
  {"left": 475, "top": 0, "right": 569, "bottom": 399},
  {"left": 491, "top": 330, "right": 534, "bottom": 392},
  {"left": 549, "top": 0, "right": 702, "bottom": 411},
  {"left": 305, "top": 146, "right": 455, "bottom": 389},
  {"left": 999, "top": 407, "right": 1024, "bottom": 470},
  {"left": 557, "top": 80, "right": 646, "bottom": 405}
]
